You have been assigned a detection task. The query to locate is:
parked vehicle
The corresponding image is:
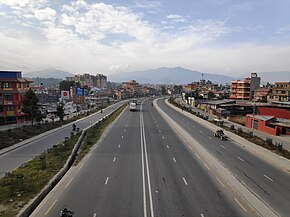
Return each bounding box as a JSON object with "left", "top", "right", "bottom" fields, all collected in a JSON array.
[{"left": 214, "top": 129, "right": 227, "bottom": 140}]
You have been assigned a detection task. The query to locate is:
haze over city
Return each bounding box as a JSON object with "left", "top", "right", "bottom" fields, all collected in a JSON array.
[{"left": 0, "top": 0, "right": 290, "bottom": 77}]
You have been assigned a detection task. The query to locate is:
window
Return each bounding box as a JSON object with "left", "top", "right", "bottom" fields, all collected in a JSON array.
[
  {"left": 4, "top": 94, "right": 13, "bottom": 100},
  {"left": 4, "top": 82, "right": 12, "bottom": 88},
  {"left": 8, "top": 105, "right": 14, "bottom": 111},
  {"left": 0, "top": 105, "right": 3, "bottom": 113},
  {"left": 17, "top": 83, "right": 21, "bottom": 88}
]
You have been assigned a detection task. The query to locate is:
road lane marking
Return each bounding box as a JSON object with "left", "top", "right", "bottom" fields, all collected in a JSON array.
[
  {"left": 203, "top": 163, "right": 211, "bottom": 171},
  {"left": 166, "top": 145, "right": 169, "bottom": 149},
  {"left": 125, "top": 124, "right": 127, "bottom": 127},
  {"left": 78, "top": 163, "right": 84, "bottom": 171},
  {"left": 209, "top": 136, "right": 213, "bottom": 140},
  {"left": 237, "top": 156, "right": 245, "bottom": 162},
  {"left": 182, "top": 177, "right": 188, "bottom": 186},
  {"left": 194, "top": 153, "right": 201, "bottom": 159},
  {"left": 140, "top": 103, "right": 155, "bottom": 217},
  {"left": 93, "top": 213, "right": 97, "bottom": 217},
  {"left": 172, "top": 157, "right": 176, "bottom": 163},
  {"left": 124, "top": 129, "right": 126, "bottom": 132},
  {"left": 199, "top": 130, "right": 203, "bottom": 133},
  {"left": 159, "top": 130, "right": 161, "bottom": 133},
  {"left": 162, "top": 136, "right": 165, "bottom": 139},
  {"left": 87, "top": 153, "right": 92, "bottom": 159},
  {"left": 220, "top": 145, "right": 226, "bottom": 149},
  {"left": 65, "top": 178, "right": 74, "bottom": 189},
  {"left": 105, "top": 177, "right": 109, "bottom": 185},
  {"left": 118, "top": 144, "right": 121, "bottom": 148},
  {"left": 45, "top": 199, "right": 57, "bottom": 215},
  {"left": 200, "top": 214, "right": 205, "bottom": 217},
  {"left": 234, "top": 198, "right": 248, "bottom": 213},
  {"left": 216, "top": 177, "right": 225, "bottom": 187},
  {"left": 113, "top": 157, "right": 116, "bottom": 162},
  {"left": 264, "top": 174, "right": 274, "bottom": 182},
  {"left": 121, "top": 135, "right": 124, "bottom": 139}
]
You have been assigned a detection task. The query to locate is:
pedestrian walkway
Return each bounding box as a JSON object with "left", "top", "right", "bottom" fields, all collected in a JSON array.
[{"left": 175, "top": 98, "right": 290, "bottom": 152}]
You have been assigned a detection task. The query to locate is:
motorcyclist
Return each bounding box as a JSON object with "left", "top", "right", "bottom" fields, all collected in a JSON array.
[
  {"left": 72, "top": 123, "right": 76, "bottom": 131},
  {"left": 60, "top": 208, "right": 74, "bottom": 217}
]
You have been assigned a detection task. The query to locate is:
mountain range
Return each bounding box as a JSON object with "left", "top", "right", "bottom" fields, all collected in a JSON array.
[
  {"left": 23, "top": 68, "right": 289, "bottom": 84},
  {"left": 23, "top": 70, "right": 74, "bottom": 79},
  {"left": 108, "top": 67, "right": 235, "bottom": 84}
]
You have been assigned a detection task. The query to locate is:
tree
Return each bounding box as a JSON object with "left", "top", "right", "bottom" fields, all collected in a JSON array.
[
  {"left": 57, "top": 103, "right": 65, "bottom": 122},
  {"left": 208, "top": 91, "right": 215, "bottom": 100},
  {"left": 173, "top": 85, "right": 183, "bottom": 94},
  {"left": 161, "top": 85, "right": 167, "bottom": 95},
  {"left": 59, "top": 80, "right": 75, "bottom": 91},
  {"left": 22, "top": 89, "right": 39, "bottom": 126}
]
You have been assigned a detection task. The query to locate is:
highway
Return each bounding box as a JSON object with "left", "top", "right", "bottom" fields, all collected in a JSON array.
[
  {"left": 156, "top": 98, "right": 290, "bottom": 217},
  {"left": 31, "top": 99, "right": 247, "bottom": 217},
  {"left": 0, "top": 101, "right": 125, "bottom": 178}
]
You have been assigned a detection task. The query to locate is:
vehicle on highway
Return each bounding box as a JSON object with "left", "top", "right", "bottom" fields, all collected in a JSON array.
[
  {"left": 60, "top": 208, "right": 74, "bottom": 217},
  {"left": 129, "top": 102, "right": 137, "bottom": 111},
  {"left": 214, "top": 129, "right": 227, "bottom": 140}
]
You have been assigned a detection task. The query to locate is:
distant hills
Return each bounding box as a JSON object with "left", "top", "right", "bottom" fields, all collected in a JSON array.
[
  {"left": 108, "top": 67, "right": 235, "bottom": 84},
  {"left": 22, "top": 68, "right": 289, "bottom": 85},
  {"left": 23, "top": 69, "right": 74, "bottom": 79}
]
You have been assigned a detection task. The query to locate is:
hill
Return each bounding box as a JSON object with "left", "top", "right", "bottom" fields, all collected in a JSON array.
[
  {"left": 23, "top": 69, "right": 74, "bottom": 79},
  {"left": 108, "top": 67, "right": 235, "bottom": 84}
]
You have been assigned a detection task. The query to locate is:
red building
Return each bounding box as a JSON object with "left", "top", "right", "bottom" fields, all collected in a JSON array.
[
  {"left": 245, "top": 114, "right": 290, "bottom": 136},
  {"left": 0, "top": 71, "right": 33, "bottom": 124}
]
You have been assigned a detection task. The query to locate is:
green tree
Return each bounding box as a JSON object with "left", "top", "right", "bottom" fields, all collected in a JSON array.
[
  {"left": 173, "top": 85, "right": 183, "bottom": 94},
  {"left": 208, "top": 91, "right": 215, "bottom": 100},
  {"left": 161, "top": 85, "right": 167, "bottom": 95},
  {"left": 57, "top": 103, "right": 65, "bottom": 122},
  {"left": 22, "top": 89, "right": 39, "bottom": 126},
  {"left": 59, "top": 80, "right": 75, "bottom": 91}
]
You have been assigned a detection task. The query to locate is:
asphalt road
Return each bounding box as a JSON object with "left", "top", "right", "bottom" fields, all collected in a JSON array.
[
  {"left": 31, "top": 99, "right": 247, "bottom": 217},
  {"left": 156, "top": 98, "right": 290, "bottom": 217},
  {"left": 0, "top": 101, "right": 125, "bottom": 178}
]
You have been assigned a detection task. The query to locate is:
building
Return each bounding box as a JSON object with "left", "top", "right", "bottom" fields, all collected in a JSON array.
[
  {"left": 0, "top": 71, "right": 33, "bottom": 124},
  {"left": 253, "top": 87, "right": 271, "bottom": 102},
  {"left": 230, "top": 73, "right": 261, "bottom": 100},
  {"left": 245, "top": 114, "right": 290, "bottom": 136},
  {"left": 66, "top": 73, "right": 107, "bottom": 89},
  {"left": 122, "top": 80, "right": 141, "bottom": 98},
  {"left": 268, "top": 82, "right": 290, "bottom": 102}
]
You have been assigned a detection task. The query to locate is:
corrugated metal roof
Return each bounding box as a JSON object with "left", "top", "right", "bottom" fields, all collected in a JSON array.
[{"left": 247, "top": 114, "right": 275, "bottom": 121}]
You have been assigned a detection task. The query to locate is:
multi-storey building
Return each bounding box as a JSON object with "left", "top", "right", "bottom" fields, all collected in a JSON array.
[
  {"left": 253, "top": 87, "right": 271, "bottom": 102},
  {"left": 122, "top": 80, "right": 141, "bottom": 97},
  {"left": 268, "top": 82, "right": 290, "bottom": 102},
  {"left": 66, "top": 73, "right": 107, "bottom": 89},
  {"left": 0, "top": 71, "right": 33, "bottom": 124},
  {"left": 230, "top": 73, "right": 260, "bottom": 100}
]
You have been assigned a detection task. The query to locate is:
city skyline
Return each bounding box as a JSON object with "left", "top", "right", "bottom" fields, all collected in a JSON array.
[{"left": 0, "top": 0, "right": 290, "bottom": 76}]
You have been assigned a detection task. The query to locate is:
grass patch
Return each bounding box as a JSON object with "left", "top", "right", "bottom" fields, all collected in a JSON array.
[
  {"left": 0, "top": 133, "right": 81, "bottom": 217},
  {"left": 75, "top": 104, "right": 127, "bottom": 164}
]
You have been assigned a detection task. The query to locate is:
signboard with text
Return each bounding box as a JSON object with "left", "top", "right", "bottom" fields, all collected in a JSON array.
[
  {"left": 76, "top": 88, "right": 84, "bottom": 96},
  {"left": 61, "top": 90, "right": 69, "bottom": 100}
]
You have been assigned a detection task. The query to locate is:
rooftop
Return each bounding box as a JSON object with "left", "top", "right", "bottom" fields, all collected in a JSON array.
[{"left": 247, "top": 114, "right": 275, "bottom": 121}]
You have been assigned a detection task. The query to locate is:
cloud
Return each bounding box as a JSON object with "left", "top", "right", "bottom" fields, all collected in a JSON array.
[
  {"left": 276, "top": 25, "right": 290, "bottom": 34},
  {"left": 0, "top": 0, "right": 289, "bottom": 77},
  {"left": 34, "top": 7, "right": 56, "bottom": 21}
]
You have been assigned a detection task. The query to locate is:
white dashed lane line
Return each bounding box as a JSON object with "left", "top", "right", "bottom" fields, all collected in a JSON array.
[
  {"left": 166, "top": 145, "right": 170, "bottom": 149},
  {"left": 264, "top": 174, "right": 274, "bottom": 182},
  {"left": 105, "top": 177, "right": 109, "bottom": 185},
  {"left": 65, "top": 178, "right": 74, "bottom": 189},
  {"left": 234, "top": 198, "right": 248, "bottom": 213},
  {"left": 172, "top": 157, "right": 176, "bottom": 163},
  {"left": 118, "top": 144, "right": 121, "bottom": 148},
  {"left": 45, "top": 199, "right": 57, "bottom": 216},
  {"left": 194, "top": 153, "right": 201, "bottom": 159},
  {"left": 182, "top": 177, "right": 188, "bottom": 186},
  {"left": 113, "top": 157, "right": 116, "bottom": 162},
  {"left": 220, "top": 145, "right": 226, "bottom": 149},
  {"left": 237, "top": 156, "right": 245, "bottom": 162}
]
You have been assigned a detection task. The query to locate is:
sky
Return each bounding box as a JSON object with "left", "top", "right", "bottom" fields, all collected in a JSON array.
[{"left": 0, "top": 0, "right": 290, "bottom": 76}]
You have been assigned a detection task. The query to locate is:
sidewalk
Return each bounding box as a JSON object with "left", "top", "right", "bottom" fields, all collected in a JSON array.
[{"left": 175, "top": 98, "right": 290, "bottom": 152}]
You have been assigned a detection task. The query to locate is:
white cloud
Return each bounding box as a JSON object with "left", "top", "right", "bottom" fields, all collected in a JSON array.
[
  {"left": 276, "top": 25, "right": 290, "bottom": 34},
  {"left": 34, "top": 7, "right": 56, "bottom": 21},
  {"left": 0, "top": 0, "right": 289, "bottom": 77}
]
